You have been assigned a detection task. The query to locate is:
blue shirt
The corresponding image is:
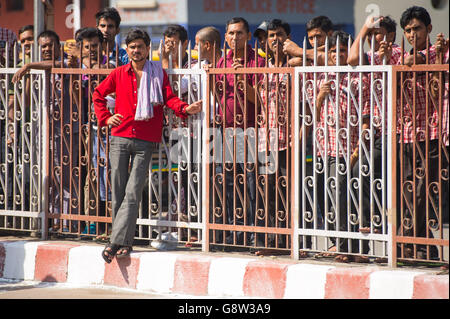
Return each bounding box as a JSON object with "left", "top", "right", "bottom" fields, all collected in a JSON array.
[{"left": 109, "top": 45, "right": 129, "bottom": 66}]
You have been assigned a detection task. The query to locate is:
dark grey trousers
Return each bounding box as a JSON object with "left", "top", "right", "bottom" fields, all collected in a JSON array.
[{"left": 109, "top": 136, "right": 157, "bottom": 246}]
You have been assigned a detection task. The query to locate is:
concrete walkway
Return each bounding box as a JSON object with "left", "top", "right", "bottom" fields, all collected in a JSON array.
[{"left": 0, "top": 237, "right": 448, "bottom": 299}]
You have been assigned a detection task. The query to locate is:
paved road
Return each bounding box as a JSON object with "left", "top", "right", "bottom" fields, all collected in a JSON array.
[{"left": 0, "top": 279, "right": 182, "bottom": 299}]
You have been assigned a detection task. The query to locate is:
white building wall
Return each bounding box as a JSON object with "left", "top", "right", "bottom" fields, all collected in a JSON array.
[{"left": 354, "top": 0, "right": 449, "bottom": 51}]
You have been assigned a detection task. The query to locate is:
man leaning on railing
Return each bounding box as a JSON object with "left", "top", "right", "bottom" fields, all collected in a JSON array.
[
  {"left": 93, "top": 29, "right": 202, "bottom": 264},
  {"left": 395, "top": 6, "right": 449, "bottom": 260}
]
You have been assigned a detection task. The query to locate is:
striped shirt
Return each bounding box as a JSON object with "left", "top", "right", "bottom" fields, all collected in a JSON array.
[
  {"left": 396, "top": 45, "right": 449, "bottom": 144},
  {"left": 258, "top": 59, "right": 290, "bottom": 152},
  {"left": 0, "top": 27, "right": 17, "bottom": 62},
  {"left": 315, "top": 72, "right": 373, "bottom": 158}
]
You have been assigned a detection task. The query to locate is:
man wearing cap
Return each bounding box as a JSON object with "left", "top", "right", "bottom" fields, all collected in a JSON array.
[{"left": 254, "top": 20, "right": 269, "bottom": 55}]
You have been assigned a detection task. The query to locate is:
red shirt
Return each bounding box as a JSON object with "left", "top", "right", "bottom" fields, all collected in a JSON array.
[
  {"left": 315, "top": 72, "right": 371, "bottom": 158},
  {"left": 258, "top": 59, "right": 289, "bottom": 152},
  {"left": 216, "top": 45, "right": 265, "bottom": 128},
  {"left": 396, "top": 45, "right": 449, "bottom": 144},
  {"left": 93, "top": 63, "right": 188, "bottom": 143}
]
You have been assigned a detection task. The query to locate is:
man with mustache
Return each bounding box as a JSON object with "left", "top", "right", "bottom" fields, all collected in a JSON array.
[
  {"left": 93, "top": 29, "right": 202, "bottom": 263},
  {"left": 18, "top": 25, "right": 34, "bottom": 64},
  {"left": 213, "top": 17, "right": 265, "bottom": 248}
]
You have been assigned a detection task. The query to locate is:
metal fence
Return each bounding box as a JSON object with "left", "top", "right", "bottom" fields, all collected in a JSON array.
[
  {"left": 291, "top": 63, "right": 393, "bottom": 262},
  {"left": 0, "top": 56, "right": 47, "bottom": 234},
  {"left": 391, "top": 62, "right": 449, "bottom": 265},
  {"left": 205, "top": 61, "right": 294, "bottom": 254},
  {"left": 1, "top": 39, "right": 448, "bottom": 267},
  {"left": 42, "top": 43, "right": 207, "bottom": 250}
]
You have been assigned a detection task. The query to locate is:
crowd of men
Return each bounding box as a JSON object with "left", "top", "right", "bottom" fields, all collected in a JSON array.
[{"left": 1, "top": 5, "right": 449, "bottom": 263}]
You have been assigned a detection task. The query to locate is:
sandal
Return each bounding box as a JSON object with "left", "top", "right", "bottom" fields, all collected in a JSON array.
[
  {"left": 94, "top": 233, "right": 110, "bottom": 243},
  {"left": 254, "top": 249, "right": 291, "bottom": 256},
  {"left": 116, "top": 246, "right": 133, "bottom": 259},
  {"left": 315, "top": 245, "right": 337, "bottom": 258},
  {"left": 334, "top": 254, "right": 352, "bottom": 263},
  {"left": 102, "top": 243, "right": 120, "bottom": 264},
  {"left": 334, "top": 254, "right": 370, "bottom": 263},
  {"left": 352, "top": 255, "right": 370, "bottom": 263}
]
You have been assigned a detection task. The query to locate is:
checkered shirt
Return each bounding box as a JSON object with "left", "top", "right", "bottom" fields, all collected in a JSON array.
[
  {"left": 367, "top": 43, "right": 403, "bottom": 66},
  {"left": 0, "top": 27, "right": 17, "bottom": 61},
  {"left": 258, "top": 60, "right": 290, "bottom": 152},
  {"left": 315, "top": 72, "right": 372, "bottom": 158},
  {"left": 397, "top": 45, "right": 449, "bottom": 144}
]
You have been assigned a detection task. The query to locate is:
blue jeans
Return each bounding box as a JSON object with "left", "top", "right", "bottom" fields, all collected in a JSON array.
[{"left": 92, "top": 129, "right": 110, "bottom": 202}]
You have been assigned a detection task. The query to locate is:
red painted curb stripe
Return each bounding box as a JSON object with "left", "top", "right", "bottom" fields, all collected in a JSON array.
[
  {"left": 34, "top": 243, "right": 80, "bottom": 283},
  {"left": 172, "top": 256, "right": 212, "bottom": 295},
  {"left": 1, "top": 241, "right": 448, "bottom": 299},
  {"left": 325, "top": 268, "right": 374, "bottom": 299},
  {"left": 413, "top": 274, "right": 450, "bottom": 299},
  {"left": 243, "top": 261, "right": 290, "bottom": 298},
  {"left": 104, "top": 254, "right": 141, "bottom": 289}
]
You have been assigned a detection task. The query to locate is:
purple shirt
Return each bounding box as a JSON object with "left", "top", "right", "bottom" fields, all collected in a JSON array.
[{"left": 216, "top": 45, "right": 265, "bottom": 128}]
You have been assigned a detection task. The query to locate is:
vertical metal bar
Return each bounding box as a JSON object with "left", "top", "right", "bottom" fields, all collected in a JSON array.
[
  {"left": 223, "top": 41, "right": 227, "bottom": 244},
  {"left": 41, "top": 70, "right": 50, "bottom": 239},
  {"left": 12, "top": 43, "right": 18, "bottom": 219},
  {"left": 425, "top": 64, "right": 430, "bottom": 259},
  {"left": 312, "top": 48, "right": 319, "bottom": 251},
  {"left": 399, "top": 68, "right": 405, "bottom": 257},
  {"left": 381, "top": 67, "right": 387, "bottom": 258},
  {"left": 243, "top": 41, "right": 248, "bottom": 240},
  {"left": 300, "top": 37, "right": 307, "bottom": 251},
  {"left": 73, "top": 0, "right": 81, "bottom": 34},
  {"left": 292, "top": 65, "right": 300, "bottom": 259},
  {"left": 335, "top": 35, "right": 341, "bottom": 251},
  {"left": 202, "top": 68, "right": 209, "bottom": 252},
  {"left": 263, "top": 57, "right": 269, "bottom": 247},
  {"left": 388, "top": 66, "right": 397, "bottom": 267},
  {"left": 412, "top": 58, "right": 417, "bottom": 258},
  {"left": 382, "top": 37, "right": 387, "bottom": 240},
  {"left": 323, "top": 36, "right": 330, "bottom": 249},
  {"left": 438, "top": 69, "right": 443, "bottom": 261},
  {"left": 33, "top": 0, "right": 44, "bottom": 62}
]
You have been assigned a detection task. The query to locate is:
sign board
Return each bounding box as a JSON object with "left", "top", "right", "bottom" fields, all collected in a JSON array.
[{"left": 111, "top": 0, "right": 188, "bottom": 25}]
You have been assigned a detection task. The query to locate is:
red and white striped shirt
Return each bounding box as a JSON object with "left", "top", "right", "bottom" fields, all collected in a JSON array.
[
  {"left": 396, "top": 45, "right": 449, "bottom": 144},
  {"left": 0, "top": 27, "right": 17, "bottom": 61},
  {"left": 315, "top": 72, "right": 372, "bottom": 158},
  {"left": 367, "top": 43, "right": 403, "bottom": 66},
  {"left": 258, "top": 60, "right": 290, "bottom": 152}
]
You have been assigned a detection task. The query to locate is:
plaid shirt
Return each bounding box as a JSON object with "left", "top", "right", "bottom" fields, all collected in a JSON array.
[
  {"left": 443, "top": 61, "right": 450, "bottom": 146},
  {"left": 315, "top": 72, "right": 372, "bottom": 158},
  {"left": 258, "top": 60, "right": 290, "bottom": 152},
  {"left": 367, "top": 43, "right": 403, "bottom": 66},
  {"left": 365, "top": 45, "right": 401, "bottom": 138},
  {"left": 0, "top": 27, "right": 17, "bottom": 61},
  {"left": 216, "top": 45, "right": 265, "bottom": 128},
  {"left": 397, "top": 45, "right": 449, "bottom": 144},
  {"left": 436, "top": 48, "right": 450, "bottom": 146}
]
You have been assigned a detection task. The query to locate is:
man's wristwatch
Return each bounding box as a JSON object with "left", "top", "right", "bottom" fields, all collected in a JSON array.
[{"left": 417, "top": 51, "right": 426, "bottom": 61}]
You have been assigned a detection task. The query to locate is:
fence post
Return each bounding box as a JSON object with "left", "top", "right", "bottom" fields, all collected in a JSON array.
[
  {"left": 201, "top": 69, "right": 209, "bottom": 252},
  {"left": 291, "top": 68, "right": 301, "bottom": 259},
  {"left": 387, "top": 66, "right": 397, "bottom": 267},
  {"left": 40, "top": 70, "right": 50, "bottom": 240}
]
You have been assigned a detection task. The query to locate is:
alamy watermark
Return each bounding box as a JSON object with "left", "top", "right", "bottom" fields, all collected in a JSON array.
[{"left": 169, "top": 127, "right": 280, "bottom": 174}]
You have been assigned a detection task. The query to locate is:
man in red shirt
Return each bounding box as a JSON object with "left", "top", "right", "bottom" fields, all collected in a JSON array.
[{"left": 93, "top": 29, "right": 201, "bottom": 263}]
